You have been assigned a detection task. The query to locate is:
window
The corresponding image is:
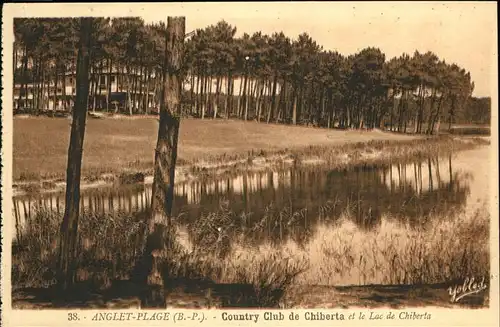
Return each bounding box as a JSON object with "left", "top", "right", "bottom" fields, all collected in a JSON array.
[
  {"left": 100, "top": 75, "right": 106, "bottom": 85},
  {"left": 69, "top": 78, "right": 73, "bottom": 84},
  {"left": 111, "top": 76, "right": 116, "bottom": 83}
]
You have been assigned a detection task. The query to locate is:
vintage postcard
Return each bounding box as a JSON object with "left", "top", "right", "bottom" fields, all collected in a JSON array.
[{"left": 1, "top": 2, "right": 498, "bottom": 327}]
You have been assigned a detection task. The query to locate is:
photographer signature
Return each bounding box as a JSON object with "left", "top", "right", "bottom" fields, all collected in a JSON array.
[{"left": 448, "top": 277, "right": 488, "bottom": 302}]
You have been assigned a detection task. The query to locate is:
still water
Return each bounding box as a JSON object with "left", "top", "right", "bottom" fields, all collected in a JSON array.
[{"left": 12, "top": 146, "right": 490, "bottom": 246}]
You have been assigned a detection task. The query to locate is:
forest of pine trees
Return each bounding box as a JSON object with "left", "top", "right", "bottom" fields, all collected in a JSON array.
[{"left": 14, "top": 17, "right": 490, "bottom": 134}]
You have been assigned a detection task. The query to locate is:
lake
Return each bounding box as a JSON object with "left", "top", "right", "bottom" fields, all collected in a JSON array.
[{"left": 11, "top": 146, "right": 491, "bottom": 286}]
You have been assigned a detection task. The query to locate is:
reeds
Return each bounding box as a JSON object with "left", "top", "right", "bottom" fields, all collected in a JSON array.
[
  {"left": 12, "top": 200, "right": 489, "bottom": 306},
  {"left": 299, "top": 204, "right": 490, "bottom": 286}
]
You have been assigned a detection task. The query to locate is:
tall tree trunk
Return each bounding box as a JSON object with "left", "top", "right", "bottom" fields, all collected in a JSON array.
[
  {"left": 57, "top": 17, "right": 93, "bottom": 292},
  {"left": 292, "top": 84, "right": 299, "bottom": 125},
  {"left": 237, "top": 75, "right": 244, "bottom": 118},
  {"left": 202, "top": 73, "right": 208, "bottom": 119},
  {"left": 141, "top": 16, "right": 185, "bottom": 309},
  {"left": 256, "top": 80, "right": 265, "bottom": 122},
  {"left": 277, "top": 79, "right": 287, "bottom": 123},
  {"left": 33, "top": 58, "right": 40, "bottom": 111},
  {"left": 229, "top": 74, "right": 235, "bottom": 118},
  {"left": 242, "top": 74, "right": 249, "bottom": 120},
  {"left": 126, "top": 66, "right": 133, "bottom": 115},
  {"left": 318, "top": 86, "right": 325, "bottom": 126},
  {"left": 195, "top": 73, "right": 200, "bottom": 116},
  {"left": 62, "top": 63, "right": 67, "bottom": 111},
  {"left": 190, "top": 72, "right": 195, "bottom": 115},
  {"left": 53, "top": 65, "right": 59, "bottom": 111},
  {"left": 390, "top": 88, "right": 396, "bottom": 131},
  {"left": 106, "top": 59, "right": 112, "bottom": 112},
  {"left": 46, "top": 72, "right": 51, "bottom": 110},
  {"left": 430, "top": 93, "right": 444, "bottom": 134},
  {"left": 214, "top": 76, "right": 221, "bottom": 119},
  {"left": 268, "top": 73, "right": 278, "bottom": 124},
  {"left": 98, "top": 60, "right": 104, "bottom": 111},
  {"left": 38, "top": 61, "right": 44, "bottom": 112},
  {"left": 244, "top": 78, "right": 253, "bottom": 121},
  {"left": 131, "top": 66, "right": 138, "bottom": 114},
  {"left": 89, "top": 65, "right": 95, "bottom": 112},
  {"left": 92, "top": 64, "right": 99, "bottom": 112},
  {"left": 224, "top": 72, "right": 231, "bottom": 118},
  {"left": 426, "top": 89, "right": 437, "bottom": 134},
  {"left": 448, "top": 96, "right": 456, "bottom": 130},
  {"left": 207, "top": 76, "right": 213, "bottom": 116},
  {"left": 145, "top": 69, "right": 151, "bottom": 115},
  {"left": 20, "top": 46, "right": 28, "bottom": 110}
]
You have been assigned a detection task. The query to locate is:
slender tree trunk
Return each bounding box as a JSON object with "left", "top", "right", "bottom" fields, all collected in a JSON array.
[
  {"left": 214, "top": 76, "right": 222, "bottom": 119},
  {"left": 152, "top": 72, "right": 159, "bottom": 114},
  {"left": 224, "top": 72, "right": 231, "bottom": 118},
  {"left": 256, "top": 80, "right": 265, "bottom": 122},
  {"left": 98, "top": 61, "right": 105, "bottom": 111},
  {"left": 430, "top": 94, "right": 444, "bottom": 134},
  {"left": 141, "top": 16, "right": 185, "bottom": 309},
  {"left": 237, "top": 75, "right": 244, "bottom": 118},
  {"left": 38, "top": 61, "right": 44, "bottom": 112},
  {"left": 229, "top": 74, "right": 235, "bottom": 118},
  {"left": 20, "top": 46, "right": 28, "bottom": 110},
  {"left": 57, "top": 17, "right": 93, "bottom": 292},
  {"left": 267, "top": 73, "right": 278, "bottom": 124},
  {"left": 92, "top": 64, "right": 99, "bottom": 112},
  {"left": 298, "top": 84, "right": 305, "bottom": 124},
  {"left": 202, "top": 73, "right": 208, "bottom": 119},
  {"left": 448, "top": 96, "right": 456, "bottom": 130},
  {"left": 45, "top": 70, "right": 51, "bottom": 110},
  {"left": 292, "top": 92, "right": 298, "bottom": 125},
  {"left": 194, "top": 73, "right": 200, "bottom": 116},
  {"left": 200, "top": 74, "right": 204, "bottom": 119},
  {"left": 126, "top": 66, "right": 133, "bottom": 115},
  {"left": 106, "top": 59, "right": 112, "bottom": 112},
  {"left": 145, "top": 69, "right": 151, "bottom": 115},
  {"left": 131, "top": 66, "right": 138, "bottom": 114},
  {"left": 241, "top": 73, "right": 249, "bottom": 120},
  {"left": 318, "top": 87, "right": 325, "bottom": 126},
  {"left": 88, "top": 65, "right": 94, "bottom": 112},
  {"left": 53, "top": 65, "right": 59, "bottom": 111},
  {"left": 426, "top": 89, "right": 437, "bottom": 134},
  {"left": 277, "top": 79, "right": 287, "bottom": 123},
  {"left": 207, "top": 76, "right": 213, "bottom": 116},
  {"left": 190, "top": 73, "right": 195, "bottom": 115},
  {"left": 62, "top": 63, "right": 67, "bottom": 111},
  {"left": 13, "top": 44, "right": 18, "bottom": 109},
  {"left": 33, "top": 58, "right": 39, "bottom": 111},
  {"left": 245, "top": 78, "right": 254, "bottom": 121}
]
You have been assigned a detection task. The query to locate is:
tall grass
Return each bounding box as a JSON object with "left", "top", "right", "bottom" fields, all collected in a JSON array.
[
  {"left": 12, "top": 205, "right": 309, "bottom": 307},
  {"left": 12, "top": 207, "right": 147, "bottom": 290},
  {"left": 12, "top": 200, "right": 489, "bottom": 307},
  {"left": 298, "top": 204, "right": 490, "bottom": 286}
]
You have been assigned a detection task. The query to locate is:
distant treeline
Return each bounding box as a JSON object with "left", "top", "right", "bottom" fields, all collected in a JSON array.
[{"left": 14, "top": 18, "right": 490, "bottom": 132}]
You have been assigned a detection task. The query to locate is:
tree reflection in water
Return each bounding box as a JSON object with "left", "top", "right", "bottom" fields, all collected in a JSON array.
[{"left": 13, "top": 154, "right": 471, "bottom": 252}]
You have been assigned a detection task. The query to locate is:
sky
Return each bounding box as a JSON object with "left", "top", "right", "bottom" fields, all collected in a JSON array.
[{"left": 5, "top": 2, "right": 498, "bottom": 97}]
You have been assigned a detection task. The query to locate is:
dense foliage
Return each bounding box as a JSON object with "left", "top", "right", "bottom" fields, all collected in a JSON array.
[{"left": 14, "top": 17, "right": 490, "bottom": 132}]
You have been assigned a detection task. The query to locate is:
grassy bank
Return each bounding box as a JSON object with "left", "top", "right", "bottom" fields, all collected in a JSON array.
[
  {"left": 13, "top": 117, "right": 489, "bottom": 195},
  {"left": 14, "top": 117, "right": 419, "bottom": 182},
  {"left": 12, "top": 200, "right": 489, "bottom": 308}
]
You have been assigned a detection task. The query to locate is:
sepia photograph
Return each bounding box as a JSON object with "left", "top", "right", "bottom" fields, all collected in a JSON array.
[{"left": 1, "top": 1, "right": 498, "bottom": 321}]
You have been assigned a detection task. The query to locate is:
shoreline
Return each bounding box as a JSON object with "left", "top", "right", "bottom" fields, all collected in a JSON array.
[
  {"left": 11, "top": 282, "right": 488, "bottom": 309},
  {"left": 13, "top": 135, "right": 490, "bottom": 198}
]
